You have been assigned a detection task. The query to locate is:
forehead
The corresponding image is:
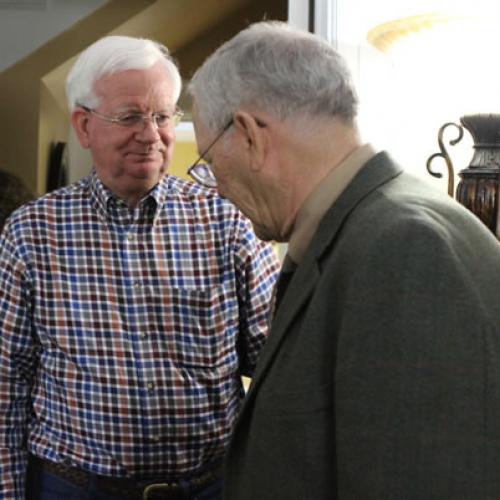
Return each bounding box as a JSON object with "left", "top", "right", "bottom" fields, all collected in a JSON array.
[{"left": 94, "top": 62, "right": 176, "bottom": 109}]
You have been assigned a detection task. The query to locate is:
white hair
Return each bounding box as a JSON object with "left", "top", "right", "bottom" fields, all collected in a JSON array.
[
  {"left": 66, "top": 35, "right": 182, "bottom": 111},
  {"left": 188, "top": 21, "right": 358, "bottom": 133}
]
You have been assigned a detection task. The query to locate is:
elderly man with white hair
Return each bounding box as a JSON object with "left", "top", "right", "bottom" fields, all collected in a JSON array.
[{"left": 0, "top": 35, "right": 279, "bottom": 500}]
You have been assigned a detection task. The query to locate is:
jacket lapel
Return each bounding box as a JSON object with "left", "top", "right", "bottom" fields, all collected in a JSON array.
[{"left": 242, "top": 152, "right": 403, "bottom": 403}]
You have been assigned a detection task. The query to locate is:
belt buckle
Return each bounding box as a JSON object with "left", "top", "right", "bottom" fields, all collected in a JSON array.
[{"left": 142, "top": 482, "right": 176, "bottom": 499}]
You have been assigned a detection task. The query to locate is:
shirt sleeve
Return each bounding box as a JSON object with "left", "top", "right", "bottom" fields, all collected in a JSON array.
[
  {"left": 0, "top": 223, "right": 39, "bottom": 499},
  {"left": 232, "top": 214, "right": 280, "bottom": 376}
]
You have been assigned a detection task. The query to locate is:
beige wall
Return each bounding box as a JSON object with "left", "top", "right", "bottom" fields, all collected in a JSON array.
[
  {"left": 170, "top": 140, "right": 198, "bottom": 181},
  {"left": 0, "top": 69, "right": 40, "bottom": 191},
  {"left": 38, "top": 84, "right": 69, "bottom": 194}
]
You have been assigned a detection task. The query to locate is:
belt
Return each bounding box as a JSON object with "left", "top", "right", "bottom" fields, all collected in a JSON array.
[{"left": 29, "top": 454, "right": 223, "bottom": 500}]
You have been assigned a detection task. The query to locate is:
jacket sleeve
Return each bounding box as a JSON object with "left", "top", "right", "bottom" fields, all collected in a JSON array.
[{"left": 334, "top": 216, "right": 500, "bottom": 499}]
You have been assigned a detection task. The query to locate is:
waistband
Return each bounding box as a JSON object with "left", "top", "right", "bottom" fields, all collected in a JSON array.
[{"left": 28, "top": 454, "right": 223, "bottom": 500}]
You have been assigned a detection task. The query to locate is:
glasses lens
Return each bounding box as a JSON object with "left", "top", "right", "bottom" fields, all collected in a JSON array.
[
  {"left": 116, "top": 110, "right": 183, "bottom": 128},
  {"left": 117, "top": 114, "right": 144, "bottom": 127},
  {"left": 190, "top": 163, "right": 217, "bottom": 188},
  {"left": 155, "top": 109, "right": 183, "bottom": 128},
  {"left": 153, "top": 113, "right": 170, "bottom": 127}
]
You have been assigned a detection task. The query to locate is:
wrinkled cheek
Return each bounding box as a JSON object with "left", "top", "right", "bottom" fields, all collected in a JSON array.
[
  {"left": 161, "top": 133, "right": 175, "bottom": 162},
  {"left": 162, "top": 147, "right": 174, "bottom": 168},
  {"left": 160, "top": 130, "right": 175, "bottom": 147}
]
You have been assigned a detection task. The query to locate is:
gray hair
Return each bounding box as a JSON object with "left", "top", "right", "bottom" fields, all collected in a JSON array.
[
  {"left": 188, "top": 21, "right": 358, "bottom": 133},
  {"left": 66, "top": 35, "right": 182, "bottom": 111}
]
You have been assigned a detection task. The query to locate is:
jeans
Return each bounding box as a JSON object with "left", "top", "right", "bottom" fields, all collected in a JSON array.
[{"left": 26, "top": 460, "right": 224, "bottom": 500}]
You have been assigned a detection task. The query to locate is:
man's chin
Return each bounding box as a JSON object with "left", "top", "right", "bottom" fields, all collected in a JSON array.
[
  {"left": 252, "top": 222, "right": 274, "bottom": 242},
  {"left": 128, "top": 160, "right": 166, "bottom": 179}
]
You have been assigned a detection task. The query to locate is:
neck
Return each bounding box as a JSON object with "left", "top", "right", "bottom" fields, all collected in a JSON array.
[
  {"left": 248, "top": 112, "right": 361, "bottom": 242},
  {"left": 282, "top": 117, "right": 362, "bottom": 221}
]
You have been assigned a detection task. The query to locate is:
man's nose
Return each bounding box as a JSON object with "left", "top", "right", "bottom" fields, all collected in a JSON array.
[{"left": 136, "top": 117, "right": 161, "bottom": 140}]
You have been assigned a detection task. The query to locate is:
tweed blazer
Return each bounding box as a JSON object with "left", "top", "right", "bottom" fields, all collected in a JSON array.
[{"left": 223, "top": 152, "right": 500, "bottom": 500}]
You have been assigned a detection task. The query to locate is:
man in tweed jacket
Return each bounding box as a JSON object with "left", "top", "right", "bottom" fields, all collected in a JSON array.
[{"left": 188, "top": 20, "right": 500, "bottom": 500}]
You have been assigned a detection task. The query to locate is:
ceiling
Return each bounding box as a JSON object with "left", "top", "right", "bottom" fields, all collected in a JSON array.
[{"left": 0, "top": 0, "right": 107, "bottom": 72}]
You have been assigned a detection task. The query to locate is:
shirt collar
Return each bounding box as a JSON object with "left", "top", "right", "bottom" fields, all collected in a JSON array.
[
  {"left": 89, "top": 169, "right": 170, "bottom": 223},
  {"left": 287, "top": 143, "right": 377, "bottom": 263}
]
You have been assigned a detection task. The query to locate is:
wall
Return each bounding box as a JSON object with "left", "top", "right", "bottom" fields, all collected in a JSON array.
[
  {"left": 0, "top": 0, "right": 106, "bottom": 72},
  {"left": 170, "top": 134, "right": 198, "bottom": 181}
]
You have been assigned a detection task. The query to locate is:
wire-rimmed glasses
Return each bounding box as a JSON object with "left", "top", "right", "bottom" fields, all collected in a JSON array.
[
  {"left": 187, "top": 121, "right": 233, "bottom": 188},
  {"left": 79, "top": 105, "right": 184, "bottom": 129}
]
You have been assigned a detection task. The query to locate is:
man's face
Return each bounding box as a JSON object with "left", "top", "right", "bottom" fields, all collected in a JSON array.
[
  {"left": 191, "top": 104, "right": 278, "bottom": 241},
  {"left": 72, "top": 61, "right": 177, "bottom": 205}
]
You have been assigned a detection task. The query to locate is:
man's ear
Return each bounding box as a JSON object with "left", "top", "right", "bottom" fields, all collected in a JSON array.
[
  {"left": 233, "top": 110, "right": 267, "bottom": 171},
  {"left": 71, "top": 108, "right": 91, "bottom": 149}
]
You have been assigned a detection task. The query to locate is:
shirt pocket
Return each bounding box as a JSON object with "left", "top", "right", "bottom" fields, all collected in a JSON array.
[{"left": 165, "top": 285, "right": 233, "bottom": 370}]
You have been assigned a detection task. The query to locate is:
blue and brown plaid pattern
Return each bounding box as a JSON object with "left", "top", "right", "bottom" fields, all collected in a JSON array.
[{"left": 0, "top": 171, "right": 279, "bottom": 498}]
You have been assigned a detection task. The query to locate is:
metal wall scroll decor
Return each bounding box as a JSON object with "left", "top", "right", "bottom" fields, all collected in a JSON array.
[{"left": 426, "top": 114, "right": 500, "bottom": 239}]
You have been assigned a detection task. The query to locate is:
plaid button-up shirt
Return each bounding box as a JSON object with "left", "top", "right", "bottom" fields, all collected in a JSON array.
[{"left": 0, "top": 171, "right": 279, "bottom": 498}]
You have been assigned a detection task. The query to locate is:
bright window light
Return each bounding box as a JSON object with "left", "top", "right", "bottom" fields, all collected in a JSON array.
[{"left": 335, "top": 0, "right": 500, "bottom": 188}]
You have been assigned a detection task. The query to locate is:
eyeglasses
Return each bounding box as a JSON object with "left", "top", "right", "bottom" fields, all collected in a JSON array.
[
  {"left": 80, "top": 105, "right": 184, "bottom": 129},
  {"left": 187, "top": 121, "right": 233, "bottom": 188}
]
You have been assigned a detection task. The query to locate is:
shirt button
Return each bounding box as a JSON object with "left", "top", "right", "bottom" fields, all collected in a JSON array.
[
  {"left": 147, "top": 382, "right": 155, "bottom": 392},
  {"left": 140, "top": 332, "right": 148, "bottom": 340},
  {"left": 127, "top": 233, "right": 135, "bottom": 241},
  {"left": 151, "top": 435, "right": 161, "bottom": 443},
  {"left": 133, "top": 281, "right": 141, "bottom": 289}
]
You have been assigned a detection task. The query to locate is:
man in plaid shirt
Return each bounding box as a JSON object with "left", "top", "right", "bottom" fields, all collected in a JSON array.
[{"left": 0, "top": 36, "right": 279, "bottom": 500}]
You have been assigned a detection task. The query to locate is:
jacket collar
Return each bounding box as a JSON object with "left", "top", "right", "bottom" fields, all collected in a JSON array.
[{"left": 244, "top": 152, "right": 403, "bottom": 400}]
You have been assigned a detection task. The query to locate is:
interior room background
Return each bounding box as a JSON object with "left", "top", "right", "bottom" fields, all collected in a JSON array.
[{"left": 1, "top": 0, "right": 499, "bottom": 204}]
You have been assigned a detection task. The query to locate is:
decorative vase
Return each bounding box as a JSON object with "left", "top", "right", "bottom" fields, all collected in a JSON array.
[{"left": 427, "top": 113, "right": 500, "bottom": 238}]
